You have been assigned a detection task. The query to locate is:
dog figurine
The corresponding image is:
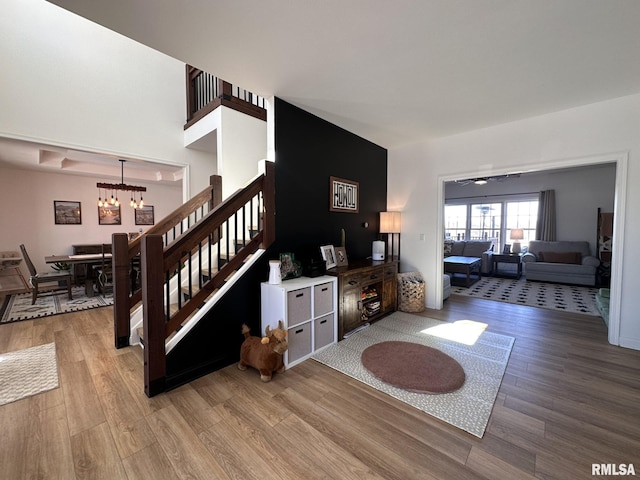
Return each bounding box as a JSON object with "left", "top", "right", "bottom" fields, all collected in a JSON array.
[{"left": 238, "top": 321, "right": 288, "bottom": 382}]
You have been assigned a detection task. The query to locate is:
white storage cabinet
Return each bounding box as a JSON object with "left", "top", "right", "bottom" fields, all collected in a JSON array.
[{"left": 261, "top": 275, "right": 337, "bottom": 368}]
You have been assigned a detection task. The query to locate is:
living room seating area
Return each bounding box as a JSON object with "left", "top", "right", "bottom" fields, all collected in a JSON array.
[{"left": 522, "top": 240, "right": 600, "bottom": 286}]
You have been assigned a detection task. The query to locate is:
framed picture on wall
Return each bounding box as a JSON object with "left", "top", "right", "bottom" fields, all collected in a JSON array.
[
  {"left": 135, "top": 205, "right": 154, "bottom": 225},
  {"left": 98, "top": 204, "right": 121, "bottom": 225},
  {"left": 54, "top": 200, "right": 82, "bottom": 225},
  {"left": 329, "top": 176, "right": 359, "bottom": 213}
]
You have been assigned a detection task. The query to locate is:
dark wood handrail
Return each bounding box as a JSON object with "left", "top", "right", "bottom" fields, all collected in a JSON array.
[
  {"left": 185, "top": 65, "right": 266, "bottom": 128},
  {"left": 140, "top": 161, "right": 274, "bottom": 397},
  {"left": 112, "top": 175, "right": 222, "bottom": 348}
]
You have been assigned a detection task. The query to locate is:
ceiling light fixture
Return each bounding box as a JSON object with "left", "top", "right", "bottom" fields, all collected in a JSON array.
[
  {"left": 97, "top": 159, "right": 147, "bottom": 209},
  {"left": 473, "top": 178, "right": 488, "bottom": 185}
]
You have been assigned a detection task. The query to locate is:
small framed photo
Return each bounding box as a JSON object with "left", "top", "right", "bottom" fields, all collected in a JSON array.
[
  {"left": 320, "top": 245, "right": 337, "bottom": 269},
  {"left": 98, "top": 204, "right": 121, "bottom": 225},
  {"left": 334, "top": 246, "right": 348, "bottom": 267},
  {"left": 135, "top": 205, "right": 154, "bottom": 225},
  {"left": 503, "top": 244, "right": 511, "bottom": 254},
  {"left": 54, "top": 200, "right": 82, "bottom": 225}
]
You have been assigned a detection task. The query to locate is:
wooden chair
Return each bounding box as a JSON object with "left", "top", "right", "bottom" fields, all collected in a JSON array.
[
  {"left": 19, "top": 244, "right": 72, "bottom": 304},
  {"left": 94, "top": 243, "right": 113, "bottom": 297}
]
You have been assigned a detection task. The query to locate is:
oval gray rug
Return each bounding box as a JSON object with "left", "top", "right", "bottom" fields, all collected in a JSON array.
[{"left": 361, "top": 341, "right": 465, "bottom": 394}]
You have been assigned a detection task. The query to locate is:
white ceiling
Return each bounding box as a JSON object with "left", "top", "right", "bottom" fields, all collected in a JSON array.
[
  {"left": 46, "top": 0, "right": 640, "bottom": 148},
  {"left": 0, "top": 137, "right": 184, "bottom": 185}
]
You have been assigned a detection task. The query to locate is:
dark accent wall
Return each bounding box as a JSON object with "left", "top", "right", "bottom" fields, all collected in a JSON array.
[
  {"left": 166, "top": 98, "right": 388, "bottom": 387},
  {"left": 272, "top": 98, "right": 388, "bottom": 261}
]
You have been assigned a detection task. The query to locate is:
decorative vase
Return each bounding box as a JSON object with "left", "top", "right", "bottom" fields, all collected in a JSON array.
[{"left": 268, "top": 260, "right": 281, "bottom": 284}]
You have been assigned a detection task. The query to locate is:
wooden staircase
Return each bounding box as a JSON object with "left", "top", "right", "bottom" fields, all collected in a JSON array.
[{"left": 111, "top": 161, "right": 275, "bottom": 397}]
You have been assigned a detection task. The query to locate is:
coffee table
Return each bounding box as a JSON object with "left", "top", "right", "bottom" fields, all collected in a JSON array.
[{"left": 443, "top": 256, "right": 482, "bottom": 287}]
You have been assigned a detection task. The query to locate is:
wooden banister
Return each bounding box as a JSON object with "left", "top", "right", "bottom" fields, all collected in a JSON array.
[
  {"left": 112, "top": 175, "right": 222, "bottom": 348},
  {"left": 114, "top": 161, "right": 275, "bottom": 397}
]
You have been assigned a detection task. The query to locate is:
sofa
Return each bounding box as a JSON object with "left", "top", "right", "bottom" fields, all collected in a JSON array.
[
  {"left": 444, "top": 239, "right": 495, "bottom": 275},
  {"left": 522, "top": 240, "right": 600, "bottom": 286}
]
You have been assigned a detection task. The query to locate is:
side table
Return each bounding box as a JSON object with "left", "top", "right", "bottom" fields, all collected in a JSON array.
[{"left": 492, "top": 253, "right": 522, "bottom": 279}]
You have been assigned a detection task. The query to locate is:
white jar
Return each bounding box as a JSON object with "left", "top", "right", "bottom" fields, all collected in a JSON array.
[{"left": 268, "top": 260, "right": 282, "bottom": 284}]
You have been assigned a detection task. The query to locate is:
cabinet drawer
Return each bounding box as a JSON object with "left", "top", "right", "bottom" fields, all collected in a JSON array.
[
  {"left": 288, "top": 323, "right": 312, "bottom": 364},
  {"left": 287, "top": 287, "right": 311, "bottom": 324},
  {"left": 314, "top": 314, "right": 334, "bottom": 350},
  {"left": 384, "top": 265, "right": 397, "bottom": 277},
  {"left": 314, "top": 282, "right": 333, "bottom": 316}
]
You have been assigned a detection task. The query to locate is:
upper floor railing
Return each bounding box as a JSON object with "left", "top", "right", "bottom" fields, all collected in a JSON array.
[{"left": 185, "top": 66, "right": 267, "bottom": 128}]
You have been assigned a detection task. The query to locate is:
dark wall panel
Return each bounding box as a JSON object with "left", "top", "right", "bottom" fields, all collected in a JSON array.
[{"left": 272, "top": 98, "right": 388, "bottom": 261}]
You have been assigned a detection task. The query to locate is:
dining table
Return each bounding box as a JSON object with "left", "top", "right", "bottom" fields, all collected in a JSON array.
[{"left": 45, "top": 253, "right": 112, "bottom": 297}]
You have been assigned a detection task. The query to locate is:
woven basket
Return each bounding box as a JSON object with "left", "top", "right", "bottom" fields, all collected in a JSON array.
[{"left": 397, "top": 272, "right": 426, "bottom": 313}]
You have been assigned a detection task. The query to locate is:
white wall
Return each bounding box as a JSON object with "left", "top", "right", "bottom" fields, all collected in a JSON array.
[
  {"left": 217, "top": 107, "right": 268, "bottom": 197},
  {"left": 389, "top": 93, "right": 640, "bottom": 350},
  {"left": 0, "top": 0, "right": 214, "bottom": 197},
  {"left": 0, "top": 166, "right": 182, "bottom": 275}
]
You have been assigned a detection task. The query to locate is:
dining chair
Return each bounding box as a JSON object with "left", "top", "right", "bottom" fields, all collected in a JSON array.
[
  {"left": 19, "top": 244, "right": 72, "bottom": 304},
  {"left": 94, "top": 243, "right": 113, "bottom": 297}
]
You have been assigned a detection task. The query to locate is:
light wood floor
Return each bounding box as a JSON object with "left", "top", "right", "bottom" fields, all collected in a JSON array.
[{"left": 1, "top": 294, "right": 639, "bottom": 479}]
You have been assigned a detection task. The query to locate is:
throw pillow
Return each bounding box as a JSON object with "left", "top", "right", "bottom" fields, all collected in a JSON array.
[{"left": 538, "top": 251, "right": 582, "bottom": 264}]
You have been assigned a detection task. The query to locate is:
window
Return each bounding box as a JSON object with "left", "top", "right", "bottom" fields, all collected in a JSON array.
[
  {"left": 444, "top": 197, "right": 538, "bottom": 251},
  {"left": 444, "top": 204, "right": 467, "bottom": 240},
  {"left": 505, "top": 200, "right": 538, "bottom": 249},
  {"left": 470, "top": 203, "right": 501, "bottom": 243}
]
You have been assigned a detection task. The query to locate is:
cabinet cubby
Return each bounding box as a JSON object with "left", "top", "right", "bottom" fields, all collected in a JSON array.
[{"left": 261, "top": 275, "right": 337, "bottom": 368}]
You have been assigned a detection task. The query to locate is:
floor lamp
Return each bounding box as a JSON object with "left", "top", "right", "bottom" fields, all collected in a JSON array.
[{"left": 380, "top": 211, "right": 402, "bottom": 260}]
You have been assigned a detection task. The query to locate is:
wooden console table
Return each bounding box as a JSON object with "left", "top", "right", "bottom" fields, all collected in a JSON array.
[{"left": 326, "top": 258, "right": 398, "bottom": 340}]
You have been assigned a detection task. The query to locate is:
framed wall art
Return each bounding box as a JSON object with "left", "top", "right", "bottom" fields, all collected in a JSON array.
[
  {"left": 98, "top": 204, "right": 121, "bottom": 225},
  {"left": 329, "top": 176, "right": 359, "bottom": 213},
  {"left": 54, "top": 200, "right": 82, "bottom": 225},
  {"left": 135, "top": 205, "right": 154, "bottom": 225}
]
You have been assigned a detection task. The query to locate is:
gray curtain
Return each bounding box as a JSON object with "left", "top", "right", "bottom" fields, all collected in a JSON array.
[{"left": 536, "top": 190, "right": 556, "bottom": 241}]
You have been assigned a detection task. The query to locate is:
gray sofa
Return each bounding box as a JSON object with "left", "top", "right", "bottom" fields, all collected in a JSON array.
[
  {"left": 444, "top": 240, "right": 495, "bottom": 275},
  {"left": 522, "top": 240, "right": 600, "bottom": 286}
]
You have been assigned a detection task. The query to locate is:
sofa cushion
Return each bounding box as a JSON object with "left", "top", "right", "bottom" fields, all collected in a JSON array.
[
  {"left": 450, "top": 242, "right": 466, "bottom": 256},
  {"left": 462, "top": 241, "right": 492, "bottom": 257},
  {"left": 538, "top": 251, "right": 582, "bottom": 264}
]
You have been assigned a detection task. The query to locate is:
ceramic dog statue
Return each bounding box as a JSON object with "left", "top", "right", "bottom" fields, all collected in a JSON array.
[{"left": 238, "top": 321, "right": 288, "bottom": 382}]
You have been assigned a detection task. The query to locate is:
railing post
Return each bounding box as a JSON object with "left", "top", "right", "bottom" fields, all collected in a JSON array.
[
  {"left": 219, "top": 79, "right": 232, "bottom": 99},
  {"left": 210, "top": 175, "right": 222, "bottom": 210},
  {"left": 113, "top": 233, "right": 131, "bottom": 348},
  {"left": 262, "top": 160, "right": 276, "bottom": 248},
  {"left": 142, "top": 234, "right": 166, "bottom": 397}
]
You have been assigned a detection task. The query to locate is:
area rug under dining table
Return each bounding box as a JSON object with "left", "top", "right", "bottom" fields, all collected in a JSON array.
[
  {"left": 0, "top": 286, "right": 113, "bottom": 324},
  {"left": 312, "top": 311, "right": 514, "bottom": 438}
]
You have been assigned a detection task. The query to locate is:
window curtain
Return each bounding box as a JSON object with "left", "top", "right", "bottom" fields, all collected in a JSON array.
[{"left": 536, "top": 190, "right": 556, "bottom": 241}]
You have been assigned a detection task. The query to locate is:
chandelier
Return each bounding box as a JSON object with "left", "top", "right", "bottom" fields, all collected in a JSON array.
[{"left": 97, "top": 159, "right": 147, "bottom": 208}]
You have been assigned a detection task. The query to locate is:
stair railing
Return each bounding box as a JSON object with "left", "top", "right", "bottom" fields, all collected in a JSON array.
[
  {"left": 140, "top": 160, "right": 274, "bottom": 396},
  {"left": 112, "top": 175, "right": 223, "bottom": 348},
  {"left": 185, "top": 65, "right": 267, "bottom": 128}
]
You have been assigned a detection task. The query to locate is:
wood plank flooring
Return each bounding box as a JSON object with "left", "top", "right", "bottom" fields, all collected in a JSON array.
[{"left": 1, "top": 294, "right": 639, "bottom": 479}]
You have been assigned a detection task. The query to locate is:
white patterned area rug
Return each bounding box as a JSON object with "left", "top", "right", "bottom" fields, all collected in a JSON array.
[
  {"left": 0, "top": 343, "right": 59, "bottom": 406},
  {"left": 312, "top": 312, "right": 514, "bottom": 438},
  {"left": 452, "top": 277, "right": 600, "bottom": 316},
  {"left": 0, "top": 286, "right": 113, "bottom": 324}
]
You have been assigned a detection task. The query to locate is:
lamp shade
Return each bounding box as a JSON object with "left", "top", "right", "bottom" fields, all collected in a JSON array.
[
  {"left": 380, "top": 211, "right": 401, "bottom": 233},
  {"left": 510, "top": 228, "right": 524, "bottom": 241}
]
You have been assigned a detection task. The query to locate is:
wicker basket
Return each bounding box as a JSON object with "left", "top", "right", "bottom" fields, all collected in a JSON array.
[{"left": 397, "top": 272, "right": 426, "bottom": 313}]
